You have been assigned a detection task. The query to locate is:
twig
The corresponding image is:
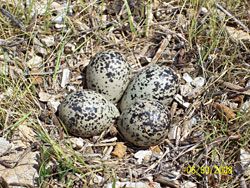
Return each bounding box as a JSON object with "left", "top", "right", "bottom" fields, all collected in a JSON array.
[
  {"left": 215, "top": 3, "right": 250, "bottom": 33},
  {"left": 24, "top": 70, "right": 63, "bottom": 76},
  {"left": 0, "top": 7, "right": 25, "bottom": 30},
  {"left": 0, "top": 38, "right": 25, "bottom": 47}
]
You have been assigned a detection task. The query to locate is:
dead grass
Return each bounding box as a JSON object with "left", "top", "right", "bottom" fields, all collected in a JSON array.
[{"left": 0, "top": 0, "right": 249, "bottom": 187}]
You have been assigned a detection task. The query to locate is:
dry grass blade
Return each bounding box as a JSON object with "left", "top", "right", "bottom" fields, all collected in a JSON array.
[{"left": 144, "top": 1, "right": 153, "bottom": 37}]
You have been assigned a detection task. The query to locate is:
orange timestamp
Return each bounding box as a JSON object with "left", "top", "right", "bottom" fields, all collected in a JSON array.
[{"left": 183, "top": 165, "right": 233, "bottom": 176}]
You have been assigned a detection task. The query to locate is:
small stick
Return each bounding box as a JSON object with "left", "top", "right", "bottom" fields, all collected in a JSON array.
[
  {"left": 215, "top": 3, "right": 250, "bottom": 33},
  {"left": 0, "top": 38, "right": 24, "bottom": 47},
  {"left": 0, "top": 7, "right": 25, "bottom": 30},
  {"left": 24, "top": 70, "right": 63, "bottom": 76}
]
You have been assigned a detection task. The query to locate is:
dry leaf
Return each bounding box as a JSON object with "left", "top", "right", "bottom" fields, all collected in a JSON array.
[
  {"left": 29, "top": 68, "right": 44, "bottom": 85},
  {"left": 112, "top": 142, "right": 127, "bottom": 159},
  {"left": 31, "top": 75, "right": 43, "bottom": 85},
  {"left": 231, "top": 95, "right": 244, "bottom": 103},
  {"left": 213, "top": 102, "right": 236, "bottom": 120}
]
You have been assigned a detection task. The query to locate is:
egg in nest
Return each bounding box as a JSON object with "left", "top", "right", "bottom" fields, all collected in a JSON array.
[
  {"left": 86, "top": 51, "right": 131, "bottom": 103},
  {"left": 58, "top": 90, "right": 120, "bottom": 138},
  {"left": 118, "top": 100, "right": 170, "bottom": 147},
  {"left": 120, "top": 64, "right": 178, "bottom": 111}
]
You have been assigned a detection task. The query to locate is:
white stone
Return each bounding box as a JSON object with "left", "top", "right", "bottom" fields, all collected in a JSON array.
[
  {"left": 183, "top": 73, "right": 193, "bottom": 83},
  {"left": 26, "top": 55, "right": 43, "bottom": 68},
  {"left": 180, "top": 84, "right": 193, "bottom": 97},
  {"left": 41, "top": 36, "right": 55, "bottom": 47},
  {"left": 134, "top": 150, "right": 152, "bottom": 164},
  {"left": 241, "top": 100, "right": 250, "bottom": 113},
  {"left": 33, "top": 37, "right": 47, "bottom": 56},
  {"left": 191, "top": 77, "right": 205, "bottom": 88},
  {"left": 240, "top": 149, "right": 250, "bottom": 176},
  {"left": 48, "top": 100, "right": 61, "bottom": 111},
  {"left": 92, "top": 174, "right": 104, "bottom": 184},
  {"left": 70, "top": 137, "right": 84, "bottom": 150},
  {"left": 52, "top": 14, "right": 64, "bottom": 24},
  {"left": 55, "top": 24, "right": 66, "bottom": 30},
  {"left": 34, "top": 45, "right": 47, "bottom": 56},
  {"left": 38, "top": 91, "right": 53, "bottom": 102},
  {"left": 65, "top": 43, "right": 76, "bottom": 53},
  {"left": 182, "top": 181, "right": 197, "bottom": 188},
  {"left": 200, "top": 7, "right": 208, "bottom": 15},
  {"left": 246, "top": 79, "right": 250, "bottom": 87},
  {"left": 0, "top": 151, "right": 39, "bottom": 187},
  {"left": 67, "top": 85, "right": 77, "bottom": 91},
  {"left": 0, "top": 137, "right": 12, "bottom": 156}
]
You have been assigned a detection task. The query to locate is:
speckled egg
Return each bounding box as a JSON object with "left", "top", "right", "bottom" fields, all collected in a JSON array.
[
  {"left": 118, "top": 100, "right": 170, "bottom": 147},
  {"left": 120, "top": 64, "right": 178, "bottom": 111},
  {"left": 86, "top": 51, "right": 131, "bottom": 103},
  {"left": 58, "top": 90, "right": 120, "bottom": 138}
]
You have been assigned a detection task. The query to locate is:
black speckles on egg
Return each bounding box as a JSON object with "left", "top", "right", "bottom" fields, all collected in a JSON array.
[
  {"left": 120, "top": 64, "right": 179, "bottom": 111},
  {"left": 86, "top": 51, "right": 131, "bottom": 103},
  {"left": 58, "top": 90, "right": 120, "bottom": 138},
  {"left": 118, "top": 100, "right": 170, "bottom": 147}
]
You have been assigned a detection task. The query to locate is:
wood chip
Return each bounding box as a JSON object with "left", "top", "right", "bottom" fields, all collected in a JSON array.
[
  {"left": 174, "top": 94, "right": 190, "bottom": 108},
  {"left": 151, "top": 37, "right": 170, "bottom": 64},
  {"left": 150, "top": 145, "right": 162, "bottom": 154},
  {"left": 60, "top": 68, "right": 70, "bottom": 88}
]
